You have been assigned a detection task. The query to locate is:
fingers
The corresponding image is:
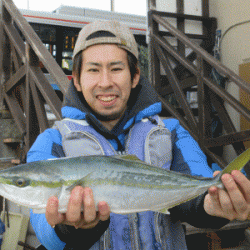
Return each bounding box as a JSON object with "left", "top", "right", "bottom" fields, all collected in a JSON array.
[
  {"left": 201, "top": 170, "right": 250, "bottom": 221},
  {"left": 64, "top": 186, "right": 97, "bottom": 229},
  {"left": 217, "top": 187, "right": 236, "bottom": 220},
  {"left": 46, "top": 196, "right": 65, "bottom": 227},
  {"left": 79, "top": 203, "right": 110, "bottom": 229},
  {"left": 82, "top": 187, "right": 97, "bottom": 224},
  {"left": 78, "top": 189, "right": 110, "bottom": 229},
  {"left": 46, "top": 186, "right": 110, "bottom": 229},
  {"left": 231, "top": 170, "right": 250, "bottom": 203},
  {"left": 64, "top": 186, "right": 110, "bottom": 229},
  {"left": 204, "top": 187, "right": 221, "bottom": 216},
  {"left": 98, "top": 201, "right": 110, "bottom": 222},
  {"left": 66, "top": 186, "right": 84, "bottom": 223},
  {"left": 222, "top": 173, "right": 245, "bottom": 209},
  {"left": 222, "top": 172, "right": 249, "bottom": 220},
  {"left": 206, "top": 186, "right": 235, "bottom": 220}
]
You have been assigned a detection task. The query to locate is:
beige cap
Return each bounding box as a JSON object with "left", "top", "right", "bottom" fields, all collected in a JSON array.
[{"left": 73, "top": 20, "right": 138, "bottom": 60}]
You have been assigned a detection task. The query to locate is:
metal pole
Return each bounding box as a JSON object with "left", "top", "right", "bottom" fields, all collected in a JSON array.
[
  {"left": 0, "top": 0, "right": 3, "bottom": 109},
  {"left": 27, "top": 0, "right": 29, "bottom": 10},
  {"left": 111, "top": 0, "right": 114, "bottom": 11},
  {"left": 147, "top": 0, "right": 155, "bottom": 88}
]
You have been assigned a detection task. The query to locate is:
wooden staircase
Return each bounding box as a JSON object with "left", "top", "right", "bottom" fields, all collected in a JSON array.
[
  {"left": 0, "top": 0, "right": 69, "bottom": 161},
  {"left": 147, "top": 0, "right": 250, "bottom": 174}
]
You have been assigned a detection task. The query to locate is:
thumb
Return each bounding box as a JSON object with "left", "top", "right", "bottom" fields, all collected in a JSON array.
[{"left": 213, "top": 170, "right": 221, "bottom": 177}]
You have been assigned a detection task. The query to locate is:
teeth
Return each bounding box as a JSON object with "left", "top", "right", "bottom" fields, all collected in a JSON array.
[{"left": 99, "top": 96, "right": 116, "bottom": 102}]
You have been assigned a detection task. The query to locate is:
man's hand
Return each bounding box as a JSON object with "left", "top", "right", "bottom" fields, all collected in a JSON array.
[
  {"left": 204, "top": 170, "right": 250, "bottom": 221},
  {"left": 46, "top": 186, "right": 110, "bottom": 229}
]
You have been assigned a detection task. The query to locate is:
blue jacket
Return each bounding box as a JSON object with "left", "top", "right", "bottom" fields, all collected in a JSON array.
[{"left": 27, "top": 77, "right": 228, "bottom": 250}]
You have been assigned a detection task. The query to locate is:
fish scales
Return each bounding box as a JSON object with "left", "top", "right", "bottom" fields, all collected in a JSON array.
[{"left": 0, "top": 150, "right": 249, "bottom": 214}]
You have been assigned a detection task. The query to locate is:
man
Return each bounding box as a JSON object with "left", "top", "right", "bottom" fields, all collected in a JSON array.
[{"left": 28, "top": 20, "right": 250, "bottom": 250}]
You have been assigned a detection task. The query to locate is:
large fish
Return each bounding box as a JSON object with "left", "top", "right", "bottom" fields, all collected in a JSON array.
[{"left": 0, "top": 149, "right": 249, "bottom": 214}]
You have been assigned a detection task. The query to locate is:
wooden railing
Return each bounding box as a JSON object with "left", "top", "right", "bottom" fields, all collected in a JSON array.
[
  {"left": 148, "top": 9, "right": 250, "bottom": 172},
  {"left": 0, "top": 0, "right": 69, "bottom": 156}
]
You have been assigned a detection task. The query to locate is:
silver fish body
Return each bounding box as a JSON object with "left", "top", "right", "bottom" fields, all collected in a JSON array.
[{"left": 0, "top": 151, "right": 249, "bottom": 214}]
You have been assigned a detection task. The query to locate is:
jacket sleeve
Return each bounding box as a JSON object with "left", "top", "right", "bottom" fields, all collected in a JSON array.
[
  {"left": 163, "top": 118, "right": 229, "bottom": 229},
  {"left": 163, "top": 118, "right": 213, "bottom": 177},
  {"left": 27, "top": 128, "right": 66, "bottom": 250},
  {"left": 27, "top": 129, "right": 110, "bottom": 249},
  {"left": 55, "top": 220, "right": 110, "bottom": 250}
]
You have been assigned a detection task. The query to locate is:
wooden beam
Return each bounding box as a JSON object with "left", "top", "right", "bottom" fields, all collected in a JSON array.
[
  {"left": 154, "top": 41, "right": 198, "bottom": 133},
  {"left": 5, "top": 65, "right": 25, "bottom": 93},
  {"left": 205, "top": 130, "right": 250, "bottom": 148},
  {"left": 176, "top": 0, "right": 185, "bottom": 57},
  {"left": 25, "top": 43, "right": 40, "bottom": 152},
  {"left": 4, "top": 92, "right": 26, "bottom": 134},
  {"left": 29, "top": 79, "right": 49, "bottom": 132},
  {"left": 202, "top": 0, "right": 209, "bottom": 17}
]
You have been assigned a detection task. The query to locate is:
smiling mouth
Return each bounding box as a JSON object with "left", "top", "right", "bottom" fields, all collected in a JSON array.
[{"left": 97, "top": 96, "right": 117, "bottom": 102}]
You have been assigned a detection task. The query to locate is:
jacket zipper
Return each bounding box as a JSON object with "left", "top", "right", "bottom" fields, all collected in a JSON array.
[
  {"left": 128, "top": 213, "right": 140, "bottom": 250},
  {"left": 154, "top": 212, "right": 163, "bottom": 248},
  {"left": 101, "top": 228, "right": 111, "bottom": 250}
]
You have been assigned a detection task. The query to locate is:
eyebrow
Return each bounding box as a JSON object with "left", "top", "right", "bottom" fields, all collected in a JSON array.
[{"left": 85, "top": 61, "right": 125, "bottom": 67}]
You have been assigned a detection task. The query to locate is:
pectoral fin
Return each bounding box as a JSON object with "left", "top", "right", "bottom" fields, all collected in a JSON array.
[
  {"left": 66, "top": 172, "right": 93, "bottom": 192},
  {"left": 154, "top": 207, "right": 170, "bottom": 215}
]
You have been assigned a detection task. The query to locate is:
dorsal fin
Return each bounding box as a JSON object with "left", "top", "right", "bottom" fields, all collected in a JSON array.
[{"left": 111, "top": 154, "right": 143, "bottom": 162}]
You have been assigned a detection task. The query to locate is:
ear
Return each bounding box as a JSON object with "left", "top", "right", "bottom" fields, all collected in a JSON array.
[
  {"left": 131, "top": 68, "right": 140, "bottom": 89},
  {"left": 72, "top": 72, "right": 81, "bottom": 92}
]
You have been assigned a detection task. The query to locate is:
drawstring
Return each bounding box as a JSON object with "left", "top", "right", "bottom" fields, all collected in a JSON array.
[{"left": 148, "top": 117, "right": 158, "bottom": 125}]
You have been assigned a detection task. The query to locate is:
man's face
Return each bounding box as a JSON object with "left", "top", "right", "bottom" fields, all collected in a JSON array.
[{"left": 74, "top": 44, "right": 140, "bottom": 128}]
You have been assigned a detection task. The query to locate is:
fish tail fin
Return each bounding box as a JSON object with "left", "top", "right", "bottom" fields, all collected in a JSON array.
[{"left": 216, "top": 148, "right": 250, "bottom": 180}]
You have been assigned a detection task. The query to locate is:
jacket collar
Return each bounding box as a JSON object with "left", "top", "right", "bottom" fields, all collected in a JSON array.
[{"left": 61, "top": 76, "right": 161, "bottom": 136}]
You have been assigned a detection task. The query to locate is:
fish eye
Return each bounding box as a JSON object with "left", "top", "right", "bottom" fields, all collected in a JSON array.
[{"left": 15, "top": 178, "right": 28, "bottom": 187}]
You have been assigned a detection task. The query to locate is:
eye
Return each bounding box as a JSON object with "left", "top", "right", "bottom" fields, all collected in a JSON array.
[
  {"left": 15, "top": 178, "right": 28, "bottom": 187},
  {"left": 112, "top": 67, "right": 122, "bottom": 72},
  {"left": 88, "top": 68, "right": 99, "bottom": 72}
]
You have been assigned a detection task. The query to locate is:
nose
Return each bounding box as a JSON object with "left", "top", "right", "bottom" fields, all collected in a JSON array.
[{"left": 99, "top": 69, "right": 113, "bottom": 88}]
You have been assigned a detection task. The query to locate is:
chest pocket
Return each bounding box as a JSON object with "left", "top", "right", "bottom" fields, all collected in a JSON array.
[
  {"left": 146, "top": 126, "right": 172, "bottom": 169},
  {"left": 125, "top": 115, "right": 172, "bottom": 170},
  {"left": 53, "top": 119, "right": 116, "bottom": 157}
]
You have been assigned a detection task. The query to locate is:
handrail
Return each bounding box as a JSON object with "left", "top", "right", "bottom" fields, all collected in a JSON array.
[
  {"left": 2, "top": 0, "right": 69, "bottom": 94},
  {"left": 152, "top": 13, "right": 250, "bottom": 95},
  {"left": 148, "top": 10, "right": 250, "bottom": 171},
  {"left": 152, "top": 32, "right": 250, "bottom": 123},
  {"left": 0, "top": 0, "right": 70, "bottom": 156},
  {"left": 150, "top": 9, "right": 215, "bottom": 21}
]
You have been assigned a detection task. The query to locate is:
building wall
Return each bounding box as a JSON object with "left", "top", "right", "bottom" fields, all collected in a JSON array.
[
  {"left": 156, "top": 0, "right": 202, "bottom": 15},
  {"left": 155, "top": 0, "right": 203, "bottom": 36},
  {"left": 210, "top": 0, "right": 250, "bottom": 161}
]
